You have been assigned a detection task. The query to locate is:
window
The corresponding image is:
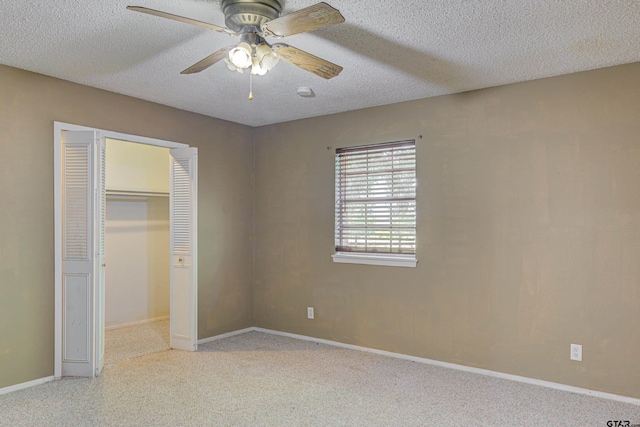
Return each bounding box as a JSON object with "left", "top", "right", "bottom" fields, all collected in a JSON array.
[{"left": 333, "top": 140, "right": 417, "bottom": 267}]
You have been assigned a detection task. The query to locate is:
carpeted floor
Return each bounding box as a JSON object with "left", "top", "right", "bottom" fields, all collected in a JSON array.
[
  {"left": 1, "top": 327, "right": 639, "bottom": 426},
  {"left": 104, "top": 320, "right": 170, "bottom": 366}
]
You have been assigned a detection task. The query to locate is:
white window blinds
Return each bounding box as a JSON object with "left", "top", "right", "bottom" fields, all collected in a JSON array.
[{"left": 335, "top": 140, "right": 416, "bottom": 255}]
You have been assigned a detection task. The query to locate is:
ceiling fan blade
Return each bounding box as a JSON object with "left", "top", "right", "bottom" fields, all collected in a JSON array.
[
  {"left": 127, "top": 6, "right": 233, "bottom": 34},
  {"left": 272, "top": 43, "right": 342, "bottom": 79},
  {"left": 181, "top": 48, "right": 233, "bottom": 74},
  {"left": 262, "top": 2, "right": 345, "bottom": 37}
]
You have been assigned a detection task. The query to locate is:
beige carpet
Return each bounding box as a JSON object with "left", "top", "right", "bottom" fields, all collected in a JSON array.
[
  {"left": 105, "top": 320, "right": 170, "bottom": 366},
  {"left": 1, "top": 328, "right": 639, "bottom": 426}
]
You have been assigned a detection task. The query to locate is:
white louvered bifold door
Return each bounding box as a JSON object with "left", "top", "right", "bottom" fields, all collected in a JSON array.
[
  {"left": 94, "top": 137, "right": 106, "bottom": 376},
  {"left": 61, "top": 130, "right": 104, "bottom": 377},
  {"left": 169, "top": 148, "right": 198, "bottom": 351}
]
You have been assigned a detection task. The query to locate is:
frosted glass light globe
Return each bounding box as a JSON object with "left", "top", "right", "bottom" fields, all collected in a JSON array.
[{"left": 228, "top": 42, "right": 252, "bottom": 69}]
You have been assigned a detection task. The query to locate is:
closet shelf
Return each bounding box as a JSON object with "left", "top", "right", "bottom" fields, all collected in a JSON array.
[{"left": 106, "top": 190, "right": 169, "bottom": 198}]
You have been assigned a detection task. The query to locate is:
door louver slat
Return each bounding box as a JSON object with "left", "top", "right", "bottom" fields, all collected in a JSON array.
[
  {"left": 100, "top": 144, "right": 106, "bottom": 257},
  {"left": 171, "top": 157, "right": 191, "bottom": 255},
  {"left": 63, "top": 145, "right": 91, "bottom": 260}
]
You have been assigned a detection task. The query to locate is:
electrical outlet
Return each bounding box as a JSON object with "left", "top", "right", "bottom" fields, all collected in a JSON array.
[
  {"left": 307, "top": 307, "right": 314, "bottom": 319},
  {"left": 570, "top": 344, "right": 582, "bottom": 361}
]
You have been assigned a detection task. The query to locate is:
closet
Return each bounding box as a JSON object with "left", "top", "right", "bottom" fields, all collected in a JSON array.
[{"left": 105, "top": 139, "right": 170, "bottom": 329}]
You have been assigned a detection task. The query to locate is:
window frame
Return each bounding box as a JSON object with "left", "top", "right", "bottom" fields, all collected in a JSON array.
[{"left": 332, "top": 140, "right": 417, "bottom": 268}]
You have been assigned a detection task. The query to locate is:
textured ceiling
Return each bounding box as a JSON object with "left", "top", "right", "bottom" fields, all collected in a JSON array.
[{"left": 1, "top": 0, "right": 640, "bottom": 127}]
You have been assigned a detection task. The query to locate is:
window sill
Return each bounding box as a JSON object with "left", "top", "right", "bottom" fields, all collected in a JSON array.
[{"left": 332, "top": 252, "right": 417, "bottom": 268}]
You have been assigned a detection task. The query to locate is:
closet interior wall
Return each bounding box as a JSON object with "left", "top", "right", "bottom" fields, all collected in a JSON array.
[{"left": 105, "top": 139, "right": 170, "bottom": 329}]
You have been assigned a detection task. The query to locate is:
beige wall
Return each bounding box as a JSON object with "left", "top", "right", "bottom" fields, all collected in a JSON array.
[
  {"left": 0, "top": 64, "right": 254, "bottom": 388},
  {"left": 253, "top": 62, "right": 640, "bottom": 399},
  {"left": 105, "top": 138, "right": 170, "bottom": 194},
  {"left": 2, "top": 61, "right": 640, "bottom": 399}
]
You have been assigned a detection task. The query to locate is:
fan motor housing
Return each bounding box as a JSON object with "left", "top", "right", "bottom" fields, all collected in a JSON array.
[{"left": 221, "top": 0, "right": 282, "bottom": 32}]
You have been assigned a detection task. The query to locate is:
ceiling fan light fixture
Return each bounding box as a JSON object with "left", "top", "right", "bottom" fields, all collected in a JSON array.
[
  {"left": 260, "top": 49, "right": 280, "bottom": 71},
  {"left": 251, "top": 55, "right": 269, "bottom": 75},
  {"left": 248, "top": 43, "right": 279, "bottom": 76},
  {"left": 251, "top": 66, "right": 268, "bottom": 76},
  {"left": 253, "top": 43, "right": 270, "bottom": 60},
  {"left": 229, "top": 42, "right": 252, "bottom": 69},
  {"left": 224, "top": 57, "right": 244, "bottom": 73}
]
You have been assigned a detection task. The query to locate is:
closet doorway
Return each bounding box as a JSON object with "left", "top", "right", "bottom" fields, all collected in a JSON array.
[
  {"left": 54, "top": 122, "right": 198, "bottom": 378},
  {"left": 104, "top": 139, "right": 171, "bottom": 363}
]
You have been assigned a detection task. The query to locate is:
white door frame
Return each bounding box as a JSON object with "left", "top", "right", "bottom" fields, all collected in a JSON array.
[{"left": 54, "top": 121, "right": 194, "bottom": 378}]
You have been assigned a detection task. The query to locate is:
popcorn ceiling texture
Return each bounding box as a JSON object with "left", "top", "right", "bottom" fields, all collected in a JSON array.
[{"left": 1, "top": 0, "right": 639, "bottom": 126}]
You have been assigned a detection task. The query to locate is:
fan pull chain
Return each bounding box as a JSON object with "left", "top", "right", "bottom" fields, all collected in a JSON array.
[{"left": 249, "top": 72, "right": 254, "bottom": 101}]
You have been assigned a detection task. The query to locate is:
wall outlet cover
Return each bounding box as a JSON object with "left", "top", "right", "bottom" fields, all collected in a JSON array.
[{"left": 570, "top": 344, "right": 582, "bottom": 361}]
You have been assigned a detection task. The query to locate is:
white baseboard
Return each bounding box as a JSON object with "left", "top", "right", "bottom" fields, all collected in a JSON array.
[
  {"left": 0, "top": 376, "right": 55, "bottom": 396},
  {"left": 105, "top": 316, "right": 169, "bottom": 331},
  {"left": 252, "top": 327, "right": 640, "bottom": 406},
  {"left": 197, "top": 327, "right": 255, "bottom": 345}
]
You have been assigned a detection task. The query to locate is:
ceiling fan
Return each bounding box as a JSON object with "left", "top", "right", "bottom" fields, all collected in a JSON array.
[{"left": 127, "top": 1, "right": 345, "bottom": 82}]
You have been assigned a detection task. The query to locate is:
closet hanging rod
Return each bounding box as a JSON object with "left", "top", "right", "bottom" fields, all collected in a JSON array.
[{"left": 106, "top": 190, "right": 169, "bottom": 198}]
